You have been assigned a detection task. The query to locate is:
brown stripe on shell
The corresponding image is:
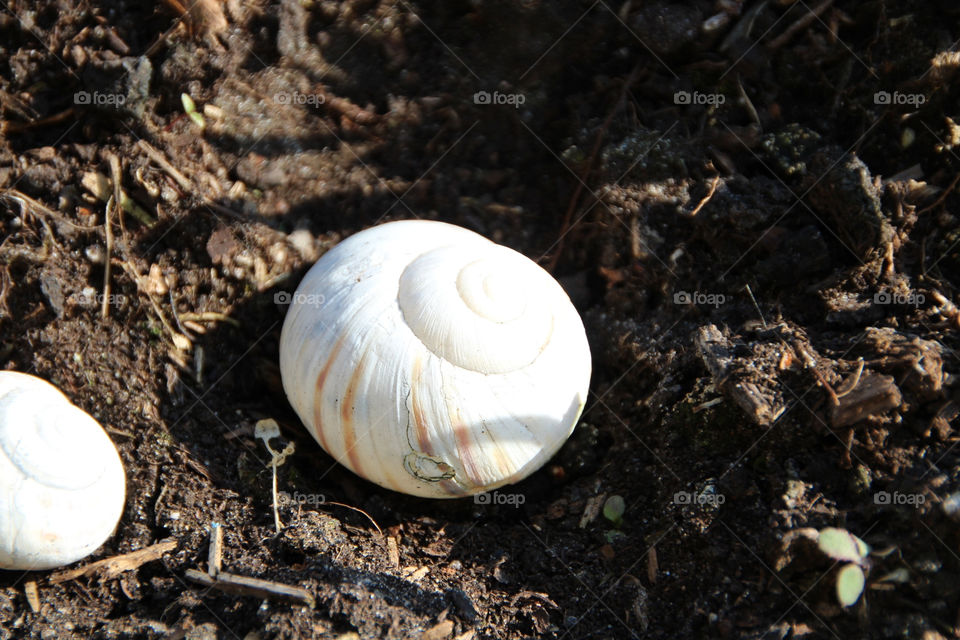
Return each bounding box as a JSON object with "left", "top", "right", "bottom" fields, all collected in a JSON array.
[
  {"left": 451, "top": 418, "right": 485, "bottom": 487},
  {"left": 312, "top": 333, "right": 351, "bottom": 452},
  {"left": 409, "top": 356, "right": 435, "bottom": 456},
  {"left": 340, "top": 352, "right": 366, "bottom": 475}
]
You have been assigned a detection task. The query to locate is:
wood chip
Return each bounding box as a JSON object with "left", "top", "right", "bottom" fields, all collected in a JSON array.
[
  {"left": 929, "top": 51, "right": 960, "bottom": 84},
  {"left": 49, "top": 539, "right": 177, "bottom": 584},
  {"left": 829, "top": 372, "right": 902, "bottom": 427},
  {"left": 386, "top": 536, "right": 400, "bottom": 568},
  {"left": 422, "top": 620, "right": 454, "bottom": 640},
  {"left": 508, "top": 590, "right": 559, "bottom": 609},
  {"left": 647, "top": 546, "right": 658, "bottom": 585},
  {"left": 695, "top": 324, "right": 788, "bottom": 426},
  {"left": 733, "top": 381, "right": 783, "bottom": 425},
  {"left": 208, "top": 522, "right": 223, "bottom": 577},
  {"left": 695, "top": 324, "right": 735, "bottom": 380},
  {"left": 929, "top": 400, "right": 959, "bottom": 439},
  {"left": 578, "top": 494, "right": 606, "bottom": 528},
  {"left": 858, "top": 327, "right": 944, "bottom": 400},
  {"left": 24, "top": 581, "right": 40, "bottom": 612},
  {"left": 408, "top": 566, "right": 429, "bottom": 582},
  {"left": 767, "top": 0, "right": 835, "bottom": 50},
  {"left": 185, "top": 569, "right": 315, "bottom": 608}
]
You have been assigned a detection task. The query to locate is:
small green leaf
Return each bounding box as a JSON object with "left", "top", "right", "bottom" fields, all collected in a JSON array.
[
  {"left": 603, "top": 495, "right": 626, "bottom": 526},
  {"left": 818, "top": 528, "right": 870, "bottom": 565},
  {"left": 181, "top": 92, "right": 197, "bottom": 115},
  {"left": 604, "top": 529, "right": 625, "bottom": 544},
  {"left": 181, "top": 93, "right": 205, "bottom": 128},
  {"left": 836, "top": 564, "right": 865, "bottom": 607}
]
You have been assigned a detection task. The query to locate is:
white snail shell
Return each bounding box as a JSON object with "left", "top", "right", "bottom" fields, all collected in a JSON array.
[
  {"left": 279, "top": 220, "right": 591, "bottom": 498},
  {"left": 0, "top": 372, "right": 126, "bottom": 570}
]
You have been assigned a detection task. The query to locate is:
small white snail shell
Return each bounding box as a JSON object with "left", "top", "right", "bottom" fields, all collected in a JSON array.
[
  {"left": 279, "top": 220, "right": 591, "bottom": 498},
  {"left": 0, "top": 372, "right": 126, "bottom": 570}
]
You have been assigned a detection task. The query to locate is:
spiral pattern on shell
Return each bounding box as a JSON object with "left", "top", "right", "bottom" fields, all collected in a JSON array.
[
  {"left": 0, "top": 372, "right": 126, "bottom": 569},
  {"left": 280, "top": 220, "right": 591, "bottom": 498}
]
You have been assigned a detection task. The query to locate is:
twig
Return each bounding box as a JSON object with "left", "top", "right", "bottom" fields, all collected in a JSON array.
[
  {"left": 917, "top": 172, "right": 960, "bottom": 215},
  {"left": 138, "top": 140, "right": 194, "bottom": 192},
  {"left": 792, "top": 340, "right": 840, "bottom": 405},
  {"left": 185, "top": 569, "right": 315, "bottom": 607},
  {"left": 102, "top": 154, "right": 123, "bottom": 319},
  {"left": 841, "top": 428, "right": 854, "bottom": 468},
  {"left": 207, "top": 522, "right": 223, "bottom": 577},
  {"left": 324, "top": 501, "right": 383, "bottom": 536},
  {"left": 689, "top": 175, "right": 720, "bottom": 216},
  {"left": 167, "top": 288, "right": 193, "bottom": 339},
  {"left": 767, "top": 0, "right": 835, "bottom": 50},
  {"left": 179, "top": 311, "right": 241, "bottom": 328},
  {"left": 812, "top": 365, "right": 840, "bottom": 407},
  {"left": 835, "top": 358, "right": 865, "bottom": 398},
  {"left": 737, "top": 76, "right": 761, "bottom": 126},
  {"left": 48, "top": 540, "right": 177, "bottom": 584},
  {"left": 744, "top": 283, "right": 767, "bottom": 329},
  {"left": 2, "top": 107, "right": 76, "bottom": 134},
  {"left": 102, "top": 195, "right": 114, "bottom": 319},
  {"left": 138, "top": 140, "right": 246, "bottom": 218},
  {"left": 692, "top": 397, "right": 724, "bottom": 413},
  {"left": 116, "top": 259, "right": 190, "bottom": 350},
  {"left": 0, "top": 190, "right": 99, "bottom": 231}
]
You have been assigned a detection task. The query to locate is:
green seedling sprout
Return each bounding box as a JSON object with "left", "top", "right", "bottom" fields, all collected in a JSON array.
[
  {"left": 181, "top": 92, "right": 206, "bottom": 129},
  {"left": 817, "top": 527, "right": 870, "bottom": 608},
  {"left": 601, "top": 495, "right": 627, "bottom": 544},
  {"left": 603, "top": 495, "right": 626, "bottom": 528},
  {"left": 835, "top": 564, "right": 866, "bottom": 607},
  {"left": 80, "top": 171, "right": 155, "bottom": 226}
]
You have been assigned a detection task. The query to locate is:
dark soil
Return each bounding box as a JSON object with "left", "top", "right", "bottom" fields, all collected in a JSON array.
[{"left": 2, "top": 0, "right": 960, "bottom": 638}]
